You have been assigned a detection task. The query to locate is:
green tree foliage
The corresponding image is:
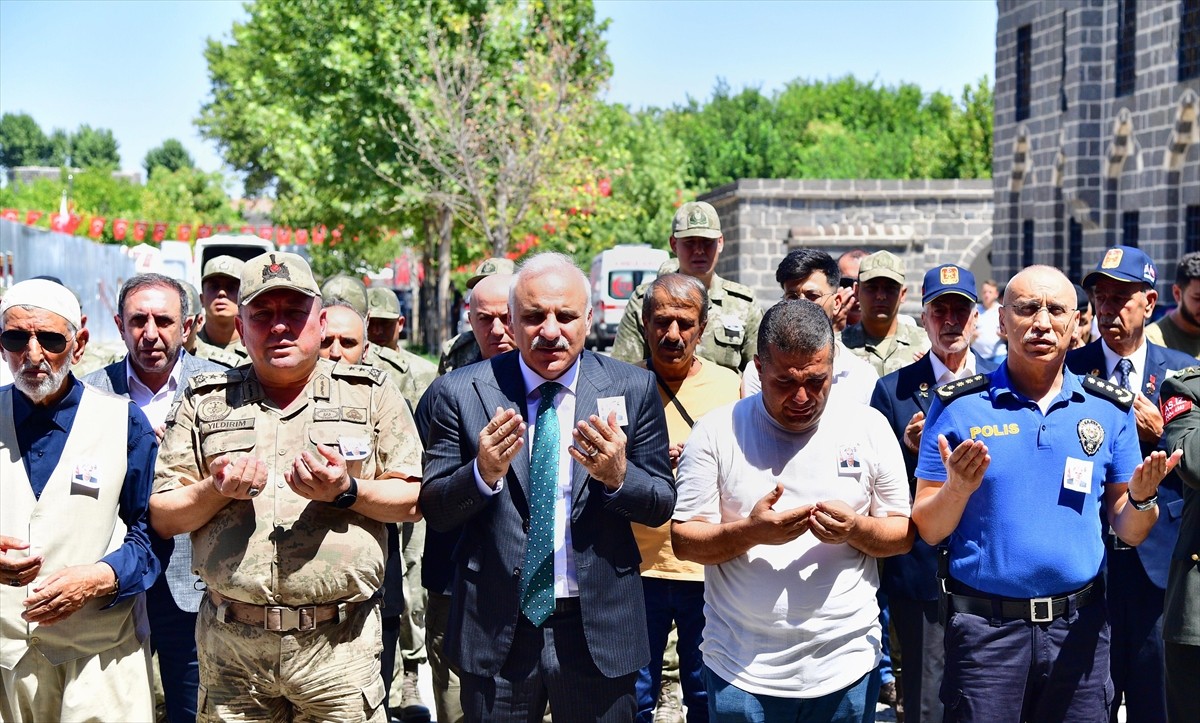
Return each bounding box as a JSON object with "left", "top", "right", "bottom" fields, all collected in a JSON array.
[
  {"left": 144, "top": 139, "right": 196, "bottom": 179},
  {"left": 68, "top": 125, "right": 121, "bottom": 169},
  {"left": 0, "top": 113, "right": 51, "bottom": 170}
]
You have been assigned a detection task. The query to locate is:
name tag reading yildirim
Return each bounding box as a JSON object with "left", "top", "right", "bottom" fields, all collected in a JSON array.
[
  {"left": 338, "top": 436, "right": 371, "bottom": 461},
  {"left": 596, "top": 396, "right": 629, "bottom": 426},
  {"left": 1062, "top": 456, "right": 1094, "bottom": 494}
]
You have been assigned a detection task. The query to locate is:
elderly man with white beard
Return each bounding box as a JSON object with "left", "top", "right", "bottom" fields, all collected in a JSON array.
[{"left": 0, "top": 278, "right": 160, "bottom": 722}]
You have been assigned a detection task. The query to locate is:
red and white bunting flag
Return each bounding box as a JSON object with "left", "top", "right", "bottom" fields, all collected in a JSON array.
[
  {"left": 65, "top": 214, "right": 83, "bottom": 234},
  {"left": 216, "top": 224, "right": 231, "bottom": 233},
  {"left": 152, "top": 222, "right": 168, "bottom": 242},
  {"left": 50, "top": 213, "right": 69, "bottom": 232},
  {"left": 257, "top": 225, "right": 274, "bottom": 241},
  {"left": 331, "top": 226, "right": 343, "bottom": 244},
  {"left": 177, "top": 224, "right": 193, "bottom": 242},
  {"left": 133, "top": 221, "right": 148, "bottom": 242},
  {"left": 276, "top": 227, "right": 291, "bottom": 245},
  {"left": 1, "top": 209, "right": 17, "bottom": 222},
  {"left": 314, "top": 225, "right": 327, "bottom": 245},
  {"left": 88, "top": 217, "right": 106, "bottom": 238},
  {"left": 240, "top": 225, "right": 254, "bottom": 235},
  {"left": 295, "top": 228, "right": 309, "bottom": 245},
  {"left": 25, "top": 210, "right": 44, "bottom": 225},
  {"left": 113, "top": 218, "right": 129, "bottom": 241},
  {"left": 197, "top": 224, "right": 213, "bottom": 239}
]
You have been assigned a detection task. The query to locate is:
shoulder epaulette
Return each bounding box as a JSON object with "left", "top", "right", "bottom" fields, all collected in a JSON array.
[
  {"left": 935, "top": 374, "right": 988, "bottom": 404},
  {"left": 1082, "top": 374, "right": 1135, "bottom": 410},
  {"left": 1167, "top": 365, "right": 1200, "bottom": 383},
  {"left": 440, "top": 334, "right": 461, "bottom": 356},
  {"left": 373, "top": 346, "right": 410, "bottom": 374},
  {"left": 334, "top": 362, "right": 386, "bottom": 385},
  {"left": 186, "top": 370, "right": 238, "bottom": 391},
  {"left": 721, "top": 279, "right": 755, "bottom": 302}
]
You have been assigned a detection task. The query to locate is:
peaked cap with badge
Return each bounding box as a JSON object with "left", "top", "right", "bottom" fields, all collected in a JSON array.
[{"left": 239, "top": 251, "right": 320, "bottom": 304}]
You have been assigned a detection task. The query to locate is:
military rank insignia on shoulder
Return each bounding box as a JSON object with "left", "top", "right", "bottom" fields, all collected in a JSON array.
[
  {"left": 335, "top": 362, "right": 386, "bottom": 385},
  {"left": 722, "top": 279, "right": 755, "bottom": 302},
  {"left": 935, "top": 374, "right": 988, "bottom": 403},
  {"left": 1168, "top": 365, "right": 1200, "bottom": 383},
  {"left": 186, "top": 370, "right": 235, "bottom": 392},
  {"left": 1082, "top": 375, "right": 1135, "bottom": 410}
]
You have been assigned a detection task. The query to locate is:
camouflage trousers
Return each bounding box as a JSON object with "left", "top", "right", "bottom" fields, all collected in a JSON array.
[{"left": 196, "top": 595, "right": 388, "bottom": 723}]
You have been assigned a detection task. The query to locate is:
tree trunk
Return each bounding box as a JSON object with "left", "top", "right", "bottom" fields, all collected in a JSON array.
[{"left": 435, "top": 203, "right": 454, "bottom": 344}]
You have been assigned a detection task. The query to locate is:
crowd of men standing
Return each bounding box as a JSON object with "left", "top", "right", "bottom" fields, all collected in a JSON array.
[{"left": 0, "top": 199, "right": 1198, "bottom": 723}]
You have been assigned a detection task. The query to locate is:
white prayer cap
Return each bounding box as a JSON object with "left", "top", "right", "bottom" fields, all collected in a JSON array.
[{"left": 0, "top": 279, "right": 82, "bottom": 329}]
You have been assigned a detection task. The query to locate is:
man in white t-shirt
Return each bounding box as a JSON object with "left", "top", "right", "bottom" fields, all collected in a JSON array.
[
  {"left": 741, "top": 249, "right": 878, "bottom": 403},
  {"left": 672, "top": 299, "right": 913, "bottom": 721}
]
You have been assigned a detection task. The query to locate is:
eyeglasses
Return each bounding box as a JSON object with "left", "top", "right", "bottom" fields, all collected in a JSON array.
[
  {"left": 1001, "top": 301, "right": 1078, "bottom": 325},
  {"left": 0, "top": 329, "right": 70, "bottom": 354}
]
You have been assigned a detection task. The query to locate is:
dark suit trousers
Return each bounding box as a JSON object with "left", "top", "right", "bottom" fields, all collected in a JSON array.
[
  {"left": 1165, "top": 641, "right": 1200, "bottom": 723},
  {"left": 890, "top": 597, "right": 944, "bottom": 723},
  {"left": 1107, "top": 547, "right": 1167, "bottom": 723},
  {"left": 460, "top": 606, "right": 637, "bottom": 723},
  {"left": 147, "top": 575, "right": 199, "bottom": 723}
]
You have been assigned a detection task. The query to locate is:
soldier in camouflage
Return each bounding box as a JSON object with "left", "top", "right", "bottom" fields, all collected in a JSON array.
[
  {"left": 368, "top": 287, "right": 437, "bottom": 402},
  {"left": 611, "top": 201, "right": 762, "bottom": 373},
  {"left": 841, "top": 250, "right": 931, "bottom": 377},
  {"left": 194, "top": 256, "right": 251, "bottom": 368},
  {"left": 438, "top": 257, "right": 515, "bottom": 375},
  {"left": 149, "top": 251, "right": 422, "bottom": 723},
  {"left": 181, "top": 279, "right": 243, "bottom": 368}
]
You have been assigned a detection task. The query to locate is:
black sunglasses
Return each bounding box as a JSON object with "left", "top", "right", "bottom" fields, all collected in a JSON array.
[
  {"left": 839, "top": 277, "right": 857, "bottom": 289},
  {"left": 0, "top": 329, "right": 70, "bottom": 354}
]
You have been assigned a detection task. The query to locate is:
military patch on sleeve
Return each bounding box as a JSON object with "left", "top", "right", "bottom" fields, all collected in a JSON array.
[
  {"left": 238, "top": 377, "right": 263, "bottom": 405},
  {"left": 934, "top": 374, "right": 988, "bottom": 403},
  {"left": 187, "top": 371, "right": 230, "bottom": 391},
  {"left": 341, "top": 406, "right": 367, "bottom": 423},
  {"left": 1161, "top": 395, "right": 1194, "bottom": 424},
  {"left": 1081, "top": 375, "right": 1135, "bottom": 411},
  {"left": 314, "top": 407, "right": 341, "bottom": 422},
  {"left": 314, "top": 374, "right": 331, "bottom": 401}
]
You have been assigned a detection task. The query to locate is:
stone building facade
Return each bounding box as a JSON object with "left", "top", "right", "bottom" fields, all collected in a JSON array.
[
  {"left": 993, "top": 0, "right": 1200, "bottom": 289},
  {"left": 698, "top": 179, "right": 994, "bottom": 310}
]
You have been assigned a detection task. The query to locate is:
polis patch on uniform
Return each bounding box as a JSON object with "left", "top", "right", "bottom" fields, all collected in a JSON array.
[
  {"left": 197, "top": 397, "right": 232, "bottom": 423},
  {"left": 1078, "top": 418, "right": 1104, "bottom": 456},
  {"left": 1161, "top": 395, "right": 1194, "bottom": 424}
]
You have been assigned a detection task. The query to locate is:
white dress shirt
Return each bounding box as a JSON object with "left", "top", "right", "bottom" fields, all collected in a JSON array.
[
  {"left": 929, "top": 350, "right": 979, "bottom": 386},
  {"left": 474, "top": 355, "right": 583, "bottom": 598},
  {"left": 125, "top": 350, "right": 184, "bottom": 428},
  {"left": 1101, "top": 339, "right": 1148, "bottom": 393}
]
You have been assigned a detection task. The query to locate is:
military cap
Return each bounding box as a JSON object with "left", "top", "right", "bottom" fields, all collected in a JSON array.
[
  {"left": 858, "top": 250, "right": 906, "bottom": 285},
  {"left": 181, "top": 280, "right": 202, "bottom": 317},
  {"left": 922, "top": 264, "right": 977, "bottom": 305},
  {"left": 467, "top": 257, "right": 516, "bottom": 289},
  {"left": 672, "top": 201, "right": 722, "bottom": 240},
  {"left": 320, "top": 274, "right": 369, "bottom": 315},
  {"left": 368, "top": 287, "right": 402, "bottom": 320},
  {"left": 239, "top": 251, "right": 321, "bottom": 304},
  {"left": 1083, "top": 245, "right": 1157, "bottom": 288},
  {"left": 202, "top": 255, "right": 245, "bottom": 282}
]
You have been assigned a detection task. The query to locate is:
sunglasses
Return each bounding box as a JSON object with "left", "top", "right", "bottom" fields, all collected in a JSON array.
[{"left": 0, "top": 329, "right": 70, "bottom": 354}]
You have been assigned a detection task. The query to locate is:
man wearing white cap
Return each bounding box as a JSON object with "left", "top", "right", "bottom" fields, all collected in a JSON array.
[{"left": 0, "top": 278, "right": 160, "bottom": 722}]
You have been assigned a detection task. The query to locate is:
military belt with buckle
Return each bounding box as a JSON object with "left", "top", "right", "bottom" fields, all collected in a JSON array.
[{"left": 210, "top": 590, "right": 358, "bottom": 632}]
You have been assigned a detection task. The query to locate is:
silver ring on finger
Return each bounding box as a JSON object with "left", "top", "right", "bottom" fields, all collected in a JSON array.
[{"left": 247, "top": 486, "right": 261, "bottom": 498}]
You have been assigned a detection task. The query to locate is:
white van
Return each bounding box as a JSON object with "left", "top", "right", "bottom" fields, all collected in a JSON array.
[{"left": 587, "top": 245, "right": 670, "bottom": 350}]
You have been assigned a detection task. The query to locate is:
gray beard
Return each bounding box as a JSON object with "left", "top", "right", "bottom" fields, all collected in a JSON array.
[{"left": 12, "top": 349, "right": 73, "bottom": 403}]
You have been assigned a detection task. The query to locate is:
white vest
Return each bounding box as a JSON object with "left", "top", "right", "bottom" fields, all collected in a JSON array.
[{"left": 0, "top": 385, "right": 138, "bottom": 669}]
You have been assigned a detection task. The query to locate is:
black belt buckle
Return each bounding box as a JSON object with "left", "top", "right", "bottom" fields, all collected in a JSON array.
[{"left": 1029, "top": 597, "right": 1053, "bottom": 623}]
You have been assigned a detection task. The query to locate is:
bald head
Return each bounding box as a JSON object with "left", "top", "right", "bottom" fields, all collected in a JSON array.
[
  {"left": 1000, "top": 265, "right": 1078, "bottom": 367},
  {"left": 470, "top": 273, "right": 515, "bottom": 359}
]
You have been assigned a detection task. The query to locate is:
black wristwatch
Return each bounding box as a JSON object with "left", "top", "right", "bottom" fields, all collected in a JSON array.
[
  {"left": 1128, "top": 490, "right": 1158, "bottom": 511},
  {"left": 332, "top": 477, "right": 359, "bottom": 509}
]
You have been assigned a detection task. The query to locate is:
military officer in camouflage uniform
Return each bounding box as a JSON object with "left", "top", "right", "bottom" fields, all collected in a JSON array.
[
  {"left": 438, "top": 258, "right": 515, "bottom": 375},
  {"left": 611, "top": 201, "right": 762, "bottom": 373},
  {"left": 148, "top": 251, "right": 423, "bottom": 723},
  {"left": 368, "top": 287, "right": 436, "bottom": 401},
  {"left": 841, "top": 250, "right": 931, "bottom": 377},
  {"left": 194, "top": 256, "right": 251, "bottom": 368}
]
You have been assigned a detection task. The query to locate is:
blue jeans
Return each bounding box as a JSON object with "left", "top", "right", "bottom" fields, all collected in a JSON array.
[
  {"left": 636, "top": 577, "right": 708, "bottom": 723},
  {"left": 876, "top": 588, "right": 894, "bottom": 686},
  {"left": 704, "top": 666, "right": 879, "bottom": 723}
]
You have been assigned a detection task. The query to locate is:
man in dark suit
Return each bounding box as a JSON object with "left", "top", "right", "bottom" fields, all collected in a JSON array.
[
  {"left": 1065, "top": 246, "right": 1195, "bottom": 723},
  {"left": 871, "top": 264, "right": 997, "bottom": 723},
  {"left": 82, "top": 273, "right": 223, "bottom": 723},
  {"left": 420, "top": 252, "right": 675, "bottom": 722}
]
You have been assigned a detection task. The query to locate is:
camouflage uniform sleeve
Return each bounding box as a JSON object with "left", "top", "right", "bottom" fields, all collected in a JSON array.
[
  {"left": 611, "top": 285, "right": 649, "bottom": 363},
  {"left": 371, "top": 380, "right": 423, "bottom": 481},
  {"left": 741, "top": 299, "right": 763, "bottom": 370},
  {"left": 154, "top": 389, "right": 205, "bottom": 493}
]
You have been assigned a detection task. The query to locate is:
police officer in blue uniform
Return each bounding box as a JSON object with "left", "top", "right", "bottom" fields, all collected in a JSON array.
[
  {"left": 911, "top": 265, "right": 1181, "bottom": 722},
  {"left": 871, "top": 264, "right": 997, "bottom": 723},
  {"left": 1065, "top": 246, "right": 1194, "bottom": 723}
]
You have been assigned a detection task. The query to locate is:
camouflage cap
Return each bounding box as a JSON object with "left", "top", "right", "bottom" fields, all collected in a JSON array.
[
  {"left": 467, "top": 257, "right": 516, "bottom": 289},
  {"left": 181, "top": 280, "right": 202, "bottom": 317},
  {"left": 202, "top": 255, "right": 245, "bottom": 282},
  {"left": 239, "top": 251, "right": 321, "bottom": 304},
  {"left": 320, "top": 274, "right": 368, "bottom": 315},
  {"left": 672, "top": 201, "right": 722, "bottom": 240},
  {"left": 857, "top": 250, "right": 906, "bottom": 285},
  {"left": 367, "top": 287, "right": 402, "bottom": 320}
]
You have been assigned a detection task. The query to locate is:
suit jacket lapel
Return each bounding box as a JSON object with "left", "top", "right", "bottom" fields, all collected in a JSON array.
[
  {"left": 910, "top": 356, "right": 935, "bottom": 415},
  {"left": 475, "top": 353, "right": 532, "bottom": 499},
  {"left": 572, "top": 352, "right": 610, "bottom": 510},
  {"left": 1143, "top": 346, "right": 1167, "bottom": 402}
]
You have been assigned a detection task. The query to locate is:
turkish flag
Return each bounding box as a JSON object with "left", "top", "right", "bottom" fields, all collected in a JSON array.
[
  {"left": 133, "top": 221, "right": 148, "bottom": 242},
  {"left": 276, "top": 227, "right": 291, "bottom": 245},
  {"left": 88, "top": 217, "right": 106, "bottom": 238},
  {"left": 295, "top": 228, "right": 309, "bottom": 245},
  {"left": 240, "top": 225, "right": 254, "bottom": 235},
  {"left": 1, "top": 209, "right": 17, "bottom": 222},
  {"left": 50, "top": 213, "right": 69, "bottom": 232},
  {"left": 25, "top": 210, "right": 44, "bottom": 225},
  {"left": 65, "top": 214, "right": 83, "bottom": 234},
  {"left": 314, "top": 225, "right": 327, "bottom": 245},
  {"left": 177, "top": 224, "right": 192, "bottom": 242},
  {"left": 257, "top": 225, "right": 274, "bottom": 241},
  {"left": 197, "top": 224, "right": 213, "bottom": 239},
  {"left": 331, "top": 226, "right": 343, "bottom": 244},
  {"left": 216, "top": 224, "right": 231, "bottom": 233},
  {"left": 152, "top": 222, "right": 168, "bottom": 242}
]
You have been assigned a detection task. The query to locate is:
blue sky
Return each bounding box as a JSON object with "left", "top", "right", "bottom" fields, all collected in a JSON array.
[{"left": 0, "top": 0, "right": 996, "bottom": 185}]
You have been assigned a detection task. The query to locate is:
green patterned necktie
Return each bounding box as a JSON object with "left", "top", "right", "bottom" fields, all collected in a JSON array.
[{"left": 521, "top": 381, "right": 562, "bottom": 626}]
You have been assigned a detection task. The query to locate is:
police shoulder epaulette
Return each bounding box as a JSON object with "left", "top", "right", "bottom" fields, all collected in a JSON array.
[
  {"left": 334, "top": 362, "right": 386, "bottom": 385},
  {"left": 186, "top": 370, "right": 236, "bottom": 391},
  {"left": 721, "top": 279, "right": 755, "bottom": 302},
  {"left": 1082, "top": 375, "right": 1135, "bottom": 410},
  {"left": 935, "top": 374, "right": 988, "bottom": 404}
]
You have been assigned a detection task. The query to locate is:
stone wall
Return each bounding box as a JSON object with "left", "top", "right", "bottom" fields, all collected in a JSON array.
[{"left": 698, "top": 179, "right": 994, "bottom": 310}]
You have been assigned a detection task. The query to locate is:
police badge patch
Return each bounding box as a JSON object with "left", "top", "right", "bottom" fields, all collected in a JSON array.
[{"left": 1078, "top": 418, "right": 1103, "bottom": 456}]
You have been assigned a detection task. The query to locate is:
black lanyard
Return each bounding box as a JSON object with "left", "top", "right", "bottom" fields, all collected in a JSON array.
[{"left": 647, "top": 359, "right": 697, "bottom": 428}]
